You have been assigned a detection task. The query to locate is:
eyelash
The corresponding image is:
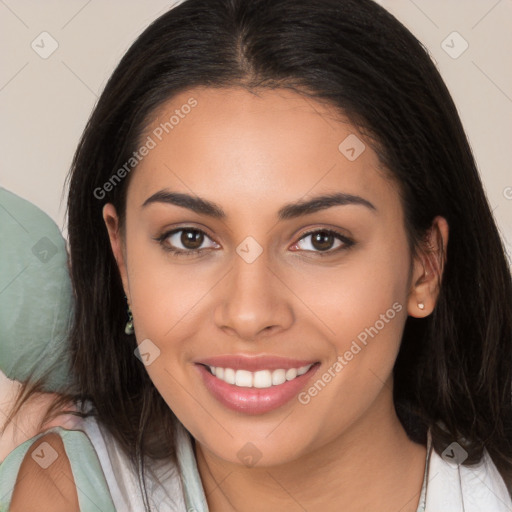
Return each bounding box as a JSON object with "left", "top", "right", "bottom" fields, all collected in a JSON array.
[{"left": 154, "top": 227, "right": 355, "bottom": 258}]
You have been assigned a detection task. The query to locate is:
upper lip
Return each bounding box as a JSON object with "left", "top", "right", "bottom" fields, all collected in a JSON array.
[{"left": 196, "top": 355, "right": 318, "bottom": 372}]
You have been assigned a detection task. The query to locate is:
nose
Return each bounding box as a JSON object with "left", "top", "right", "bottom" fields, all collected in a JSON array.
[{"left": 213, "top": 249, "right": 294, "bottom": 341}]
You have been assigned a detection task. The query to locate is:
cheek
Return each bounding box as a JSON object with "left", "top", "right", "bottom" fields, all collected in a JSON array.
[
  {"left": 287, "top": 232, "right": 410, "bottom": 352},
  {"left": 125, "top": 238, "right": 223, "bottom": 410},
  {"left": 286, "top": 230, "right": 411, "bottom": 422},
  {"left": 126, "top": 231, "right": 216, "bottom": 338}
]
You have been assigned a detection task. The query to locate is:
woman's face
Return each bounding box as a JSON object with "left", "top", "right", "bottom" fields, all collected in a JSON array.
[{"left": 103, "top": 86, "right": 439, "bottom": 467}]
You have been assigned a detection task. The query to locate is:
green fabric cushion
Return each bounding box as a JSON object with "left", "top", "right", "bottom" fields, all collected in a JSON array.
[{"left": 0, "top": 187, "right": 74, "bottom": 391}]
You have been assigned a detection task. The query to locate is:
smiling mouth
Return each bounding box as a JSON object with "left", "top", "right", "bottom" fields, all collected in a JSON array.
[
  {"left": 201, "top": 363, "right": 315, "bottom": 388},
  {"left": 196, "top": 361, "right": 321, "bottom": 415}
]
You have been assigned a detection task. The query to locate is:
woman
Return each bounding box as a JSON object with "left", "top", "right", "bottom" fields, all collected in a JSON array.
[{"left": 1, "top": 0, "right": 511, "bottom": 510}]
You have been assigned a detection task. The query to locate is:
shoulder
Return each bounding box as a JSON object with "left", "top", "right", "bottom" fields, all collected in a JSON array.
[
  {"left": 9, "top": 432, "right": 79, "bottom": 512},
  {"left": 0, "top": 425, "right": 116, "bottom": 512},
  {"left": 425, "top": 445, "right": 512, "bottom": 512}
]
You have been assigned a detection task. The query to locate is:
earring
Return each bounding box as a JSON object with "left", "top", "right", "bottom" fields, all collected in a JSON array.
[
  {"left": 417, "top": 302, "right": 425, "bottom": 310},
  {"left": 124, "top": 297, "right": 134, "bottom": 335}
]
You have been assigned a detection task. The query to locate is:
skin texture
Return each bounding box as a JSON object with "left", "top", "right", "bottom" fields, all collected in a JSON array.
[
  {"left": 10, "top": 433, "right": 80, "bottom": 511},
  {"left": 103, "top": 86, "right": 449, "bottom": 511}
]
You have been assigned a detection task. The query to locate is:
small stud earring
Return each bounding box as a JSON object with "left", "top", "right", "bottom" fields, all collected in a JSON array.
[
  {"left": 124, "top": 296, "right": 134, "bottom": 335},
  {"left": 418, "top": 302, "right": 425, "bottom": 310}
]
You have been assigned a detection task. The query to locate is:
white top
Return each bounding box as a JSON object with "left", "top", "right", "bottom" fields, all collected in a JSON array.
[
  {"left": 77, "top": 412, "right": 191, "bottom": 511},
  {"left": 1, "top": 409, "right": 511, "bottom": 511}
]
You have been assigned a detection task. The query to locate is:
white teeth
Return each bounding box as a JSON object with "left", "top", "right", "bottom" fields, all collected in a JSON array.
[
  {"left": 253, "top": 370, "right": 272, "bottom": 388},
  {"left": 285, "top": 368, "right": 298, "bottom": 381},
  {"left": 224, "top": 368, "right": 236, "bottom": 385},
  {"left": 272, "top": 369, "right": 286, "bottom": 386},
  {"left": 297, "top": 365, "right": 310, "bottom": 376},
  {"left": 207, "top": 364, "right": 313, "bottom": 388},
  {"left": 235, "top": 370, "right": 253, "bottom": 387}
]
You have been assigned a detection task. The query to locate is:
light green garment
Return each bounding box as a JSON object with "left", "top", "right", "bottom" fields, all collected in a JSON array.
[{"left": 0, "top": 187, "right": 74, "bottom": 391}]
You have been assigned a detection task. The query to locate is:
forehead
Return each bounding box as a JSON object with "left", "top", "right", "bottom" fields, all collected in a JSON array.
[{"left": 128, "top": 86, "right": 397, "bottom": 217}]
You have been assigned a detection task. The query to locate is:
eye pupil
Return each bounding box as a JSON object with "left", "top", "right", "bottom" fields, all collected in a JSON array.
[
  {"left": 181, "top": 229, "right": 203, "bottom": 249},
  {"left": 312, "top": 231, "right": 334, "bottom": 251}
]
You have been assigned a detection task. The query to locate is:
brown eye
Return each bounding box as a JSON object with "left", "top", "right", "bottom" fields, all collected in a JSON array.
[
  {"left": 310, "top": 231, "right": 336, "bottom": 251},
  {"left": 292, "top": 229, "right": 354, "bottom": 255},
  {"left": 180, "top": 229, "right": 204, "bottom": 249},
  {"left": 156, "top": 227, "right": 219, "bottom": 257}
]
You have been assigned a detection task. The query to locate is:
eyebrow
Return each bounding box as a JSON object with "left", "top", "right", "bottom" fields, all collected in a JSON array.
[{"left": 141, "top": 189, "right": 376, "bottom": 220}]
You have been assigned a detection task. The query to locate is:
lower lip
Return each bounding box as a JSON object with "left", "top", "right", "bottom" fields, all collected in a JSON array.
[{"left": 196, "top": 363, "right": 320, "bottom": 415}]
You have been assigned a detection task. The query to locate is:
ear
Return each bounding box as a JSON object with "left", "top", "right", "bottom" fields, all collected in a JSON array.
[
  {"left": 407, "top": 216, "right": 449, "bottom": 318},
  {"left": 102, "top": 203, "right": 130, "bottom": 300}
]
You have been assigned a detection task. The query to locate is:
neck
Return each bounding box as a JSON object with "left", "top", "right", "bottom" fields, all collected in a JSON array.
[{"left": 194, "top": 386, "right": 427, "bottom": 512}]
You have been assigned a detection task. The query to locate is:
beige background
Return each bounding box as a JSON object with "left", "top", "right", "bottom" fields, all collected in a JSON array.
[{"left": 0, "top": 0, "right": 511, "bottom": 454}]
